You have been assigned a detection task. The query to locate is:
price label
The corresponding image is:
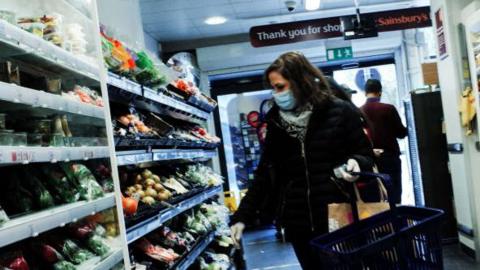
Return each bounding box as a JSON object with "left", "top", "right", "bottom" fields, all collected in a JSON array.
[
  {"left": 12, "top": 150, "right": 34, "bottom": 163},
  {"left": 83, "top": 150, "right": 94, "bottom": 160}
]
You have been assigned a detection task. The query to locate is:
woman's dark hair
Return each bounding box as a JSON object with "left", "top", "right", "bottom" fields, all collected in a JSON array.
[
  {"left": 264, "top": 52, "right": 331, "bottom": 107},
  {"left": 325, "top": 76, "right": 350, "bottom": 102}
]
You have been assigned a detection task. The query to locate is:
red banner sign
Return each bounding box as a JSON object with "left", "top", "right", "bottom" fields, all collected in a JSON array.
[{"left": 249, "top": 6, "right": 432, "bottom": 47}]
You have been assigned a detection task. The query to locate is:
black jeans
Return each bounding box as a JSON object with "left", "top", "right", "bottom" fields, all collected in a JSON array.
[
  {"left": 376, "top": 154, "right": 402, "bottom": 204},
  {"left": 287, "top": 229, "right": 326, "bottom": 270}
]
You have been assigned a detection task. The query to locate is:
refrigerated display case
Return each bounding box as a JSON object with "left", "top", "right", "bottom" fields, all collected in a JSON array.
[{"left": 0, "top": 0, "right": 127, "bottom": 269}]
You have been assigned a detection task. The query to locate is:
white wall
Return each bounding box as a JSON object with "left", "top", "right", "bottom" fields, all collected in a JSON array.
[{"left": 430, "top": 0, "right": 479, "bottom": 254}]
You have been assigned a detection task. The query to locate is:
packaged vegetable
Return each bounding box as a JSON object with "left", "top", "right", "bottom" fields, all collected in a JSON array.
[
  {"left": 0, "top": 251, "right": 30, "bottom": 270},
  {"left": 87, "top": 235, "right": 110, "bottom": 256},
  {"left": 53, "top": 260, "right": 76, "bottom": 270},
  {"left": 60, "top": 239, "right": 94, "bottom": 265},
  {"left": 39, "top": 244, "right": 64, "bottom": 263},
  {"left": 135, "top": 238, "right": 179, "bottom": 264},
  {"left": 0, "top": 204, "right": 9, "bottom": 226},
  {"left": 62, "top": 163, "right": 104, "bottom": 201},
  {"left": 42, "top": 166, "right": 80, "bottom": 203},
  {"left": 22, "top": 170, "right": 55, "bottom": 209},
  {"left": 68, "top": 222, "right": 94, "bottom": 240}
]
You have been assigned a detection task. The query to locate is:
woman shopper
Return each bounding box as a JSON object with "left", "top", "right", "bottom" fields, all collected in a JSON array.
[{"left": 230, "top": 52, "right": 374, "bottom": 270}]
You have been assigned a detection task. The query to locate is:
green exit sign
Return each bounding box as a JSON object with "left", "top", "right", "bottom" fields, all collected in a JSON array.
[{"left": 326, "top": 47, "right": 353, "bottom": 61}]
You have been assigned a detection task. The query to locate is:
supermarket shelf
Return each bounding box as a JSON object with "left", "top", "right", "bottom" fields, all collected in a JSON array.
[
  {"left": 0, "top": 81, "right": 105, "bottom": 119},
  {"left": 114, "top": 136, "right": 219, "bottom": 150},
  {"left": 77, "top": 248, "right": 123, "bottom": 270},
  {"left": 174, "top": 231, "right": 216, "bottom": 270},
  {"left": 0, "top": 146, "right": 109, "bottom": 164},
  {"left": 116, "top": 149, "right": 217, "bottom": 166},
  {"left": 116, "top": 150, "right": 153, "bottom": 166},
  {"left": 107, "top": 72, "right": 210, "bottom": 121},
  {"left": 0, "top": 19, "right": 99, "bottom": 83},
  {"left": 0, "top": 193, "right": 115, "bottom": 248},
  {"left": 152, "top": 149, "right": 217, "bottom": 161},
  {"left": 126, "top": 185, "right": 222, "bottom": 244}
]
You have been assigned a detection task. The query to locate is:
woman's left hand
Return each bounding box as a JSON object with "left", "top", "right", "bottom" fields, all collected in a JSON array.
[{"left": 342, "top": 159, "right": 360, "bottom": 182}]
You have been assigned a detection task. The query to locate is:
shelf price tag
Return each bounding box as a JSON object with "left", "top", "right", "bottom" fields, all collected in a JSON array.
[
  {"left": 83, "top": 150, "right": 94, "bottom": 160},
  {"left": 11, "top": 150, "right": 34, "bottom": 164}
]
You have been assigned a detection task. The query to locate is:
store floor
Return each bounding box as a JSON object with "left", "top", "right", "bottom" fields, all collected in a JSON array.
[{"left": 242, "top": 227, "right": 480, "bottom": 270}]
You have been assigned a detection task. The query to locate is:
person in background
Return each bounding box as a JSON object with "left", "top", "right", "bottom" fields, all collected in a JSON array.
[
  {"left": 360, "top": 79, "right": 407, "bottom": 204},
  {"left": 229, "top": 52, "right": 374, "bottom": 270}
]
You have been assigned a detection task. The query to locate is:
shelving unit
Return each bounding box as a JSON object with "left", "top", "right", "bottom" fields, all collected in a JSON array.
[
  {"left": 0, "top": 1, "right": 127, "bottom": 268},
  {"left": 174, "top": 231, "right": 216, "bottom": 270},
  {"left": 0, "top": 81, "right": 105, "bottom": 119},
  {"left": 0, "top": 194, "right": 115, "bottom": 247},
  {"left": 116, "top": 149, "right": 217, "bottom": 166},
  {"left": 107, "top": 72, "right": 210, "bottom": 121},
  {"left": 0, "top": 19, "right": 99, "bottom": 83},
  {"left": 126, "top": 185, "right": 222, "bottom": 243},
  {"left": 0, "top": 146, "right": 109, "bottom": 164}
]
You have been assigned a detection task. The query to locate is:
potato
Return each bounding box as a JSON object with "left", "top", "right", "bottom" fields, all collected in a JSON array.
[
  {"left": 136, "top": 190, "right": 146, "bottom": 198},
  {"left": 145, "top": 178, "right": 156, "bottom": 187},
  {"left": 126, "top": 186, "right": 136, "bottom": 195},
  {"left": 134, "top": 184, "right": 143, "bottom": 190},
  {"left": 135, "top": 174, "right": 143, "bottom": 184},
  {"left": 145, "top": 187, "right": 157, "bottom": 197},
  {"left": 153, "top": 183, "right": 164, "bottom": 192},
  {"left": 157, "top": 192, "right": 170, "bottom": 201},
  {"left": 152, "top": 175, "right": 160, "bottom": 183},
  {"left": 142, "top": 196, "right": 155, "bottom": 205},
  {"left": 142, "top": 169, "right": 153, "bottom": 179}
]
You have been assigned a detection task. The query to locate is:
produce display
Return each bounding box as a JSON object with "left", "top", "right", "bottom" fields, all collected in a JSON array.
[
  {"left": 132, "top": 202, "right": 234, "bottom": 269},
  {"left": 101, "top": 28, "right": 168, "bottom": 88},
  {"left": 172, "top": 79, "right": 217, "bottom": 110},
  {"left": 0, "top": 209, "right": 120, "bottom": 270},
  {"left": 113, "top": 108, "right": 220, "bottom": 148},
  {"left": 120, "top": 165, "right": 223, "bottom": 217},
  {"left": 0, "top": 161, "right": 112, "bottom": 223},
  {"left": 62, "top": 85, "right": 104, "bottom": 107}
]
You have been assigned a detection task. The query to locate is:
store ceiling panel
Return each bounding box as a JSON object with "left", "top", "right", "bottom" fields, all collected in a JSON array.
[{"left": 139, "top": 0, "right": 429, "bottom": 43}]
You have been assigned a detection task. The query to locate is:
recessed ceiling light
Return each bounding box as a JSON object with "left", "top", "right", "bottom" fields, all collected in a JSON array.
[
  {"left": 305, "top": 0, "right": 321, "bottom": 11},
  {"left": 205, "top": 16, "right": 227, "bottom": 25}
]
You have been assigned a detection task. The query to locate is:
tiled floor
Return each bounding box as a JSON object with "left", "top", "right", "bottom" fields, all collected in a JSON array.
[{"left": 242, "top": 227, "right": 480, "bottom": 270}]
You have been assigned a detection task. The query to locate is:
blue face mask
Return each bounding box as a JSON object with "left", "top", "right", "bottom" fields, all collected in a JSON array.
[{"left": 272, "top": 89, "right": 296, "bottom": 111}]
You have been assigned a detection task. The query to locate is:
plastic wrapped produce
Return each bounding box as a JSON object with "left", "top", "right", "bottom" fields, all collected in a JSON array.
[
  {"left": 53, "top": 260, "right": 76, "bottom": 270},
  {"left": 62, "top": 163, "right": 104, "bottom": 201},
  {"left": 87, "top": 235, "right": 110, "bottom": 256},
  {"left": 0, "top": 204, "right": 9, "bottom": 226},
  {"left": 135, "top": 238, "right": 179, "bottom": 265},
  {"left": 0, "top": 251, "right": 30, "bottom": 270},
  {"left": 42, "top": 166, "right": 80, "bottom": 203},
  {"left": 41, "top": 14, "right": 64, "bottom": 47},
  {"left": 60, "top": 239, "right": 93, "bottom": 265},
  {"left": 22, "top": 170, "right": 55, "bottom": 209}
]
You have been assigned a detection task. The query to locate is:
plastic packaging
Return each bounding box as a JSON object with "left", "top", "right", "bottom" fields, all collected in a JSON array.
[
  {"left": 0, "top": 10, "right": 16, "bottom": 25},
  {"left": 0, "top": 129, "right": 14, "bottom": 145},
  {"left": 62, "top": 163, "right": 104, "bottom": 201},
  {"left": 12, "top": 132, "right": 27, "bottom": 146}
]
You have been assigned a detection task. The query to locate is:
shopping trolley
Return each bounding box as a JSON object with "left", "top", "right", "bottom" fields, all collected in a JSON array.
[{"left": 310, "top": 172, "right": 445, "bottom": 270}]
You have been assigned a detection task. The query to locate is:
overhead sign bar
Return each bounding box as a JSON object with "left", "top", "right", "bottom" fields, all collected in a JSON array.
[{"left": 249, "top": 6, "right": 432, "bottom": 47}]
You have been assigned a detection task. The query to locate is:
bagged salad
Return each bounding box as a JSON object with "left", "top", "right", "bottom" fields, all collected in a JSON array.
[
  {"left": 42, "top": 166, "right": 80, "bottom": 203},
  {"left": 62, "top": 163, "right": 104, "bottom": 201}
]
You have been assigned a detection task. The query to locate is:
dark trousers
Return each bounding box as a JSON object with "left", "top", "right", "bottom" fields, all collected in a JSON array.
[
  {"left": 287, "top": 229, "right": 326, "bottom": 270},
  {"left": 376, "top": 154, "right": 402, "bottom": 204}
]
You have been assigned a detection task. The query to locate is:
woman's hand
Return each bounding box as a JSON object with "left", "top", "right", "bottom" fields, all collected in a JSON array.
[
  {"left": 230, "top": 222, "right": 246, "bottom": 248},
  {"left": 342, "top": 159, "right": 361, "bottom": 182}
]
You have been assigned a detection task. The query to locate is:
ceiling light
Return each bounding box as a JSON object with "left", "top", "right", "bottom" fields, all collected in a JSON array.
[
  {"left": 205, "top": 16, "right": 227, "bottom": 25},
  {"left": 305, "top": 0, "right": 321, "bottom": 11}
]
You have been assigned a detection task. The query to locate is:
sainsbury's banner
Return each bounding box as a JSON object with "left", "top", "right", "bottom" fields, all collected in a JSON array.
[{"left": 249, "top": 6, "right": 431, "bottom": 47}]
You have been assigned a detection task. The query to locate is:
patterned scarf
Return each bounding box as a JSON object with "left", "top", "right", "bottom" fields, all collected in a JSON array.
[{"left": 278, "top": 104, "right": 313, "bottom": 141}]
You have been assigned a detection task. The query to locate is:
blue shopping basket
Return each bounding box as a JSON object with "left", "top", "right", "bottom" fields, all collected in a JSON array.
[{"left": 310, "top": 172, "right": 445, "bottom": 270}]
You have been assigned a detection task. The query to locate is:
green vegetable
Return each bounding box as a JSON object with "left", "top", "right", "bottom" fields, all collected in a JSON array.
[
  {"left": 0, "top": 205, "right": 9, "bottom": 226},
  {"left": 42, "top": 167, "right": 80, "bottom": 203},
  {"left": 62, "top": 239, "right": 93, "bottom": 265},
  {"left": 23, "top": 170, "right": 55, "bottom": 209},
  {"left": 87, "top": 235, "right": 110, "bottom": 256},
  {"left": 53, "top": 260, "right": 76, "bottom": 270},
  {"left": 62, "top": 164, "right": 104, "bottom": 201}
]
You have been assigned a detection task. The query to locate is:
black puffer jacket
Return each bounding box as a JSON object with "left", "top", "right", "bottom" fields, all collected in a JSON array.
[{"left": 231, "top": 97, "right": 374, "bottom": 233}]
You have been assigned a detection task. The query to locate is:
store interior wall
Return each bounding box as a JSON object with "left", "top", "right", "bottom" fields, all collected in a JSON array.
[{"left": 431, "top": 0, "right": 479, "bottom": 256}]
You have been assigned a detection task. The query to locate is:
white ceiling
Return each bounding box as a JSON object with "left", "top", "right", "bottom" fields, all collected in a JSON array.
[{"left": 139, "top": 0, "right": 430, "bottom": 43}]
